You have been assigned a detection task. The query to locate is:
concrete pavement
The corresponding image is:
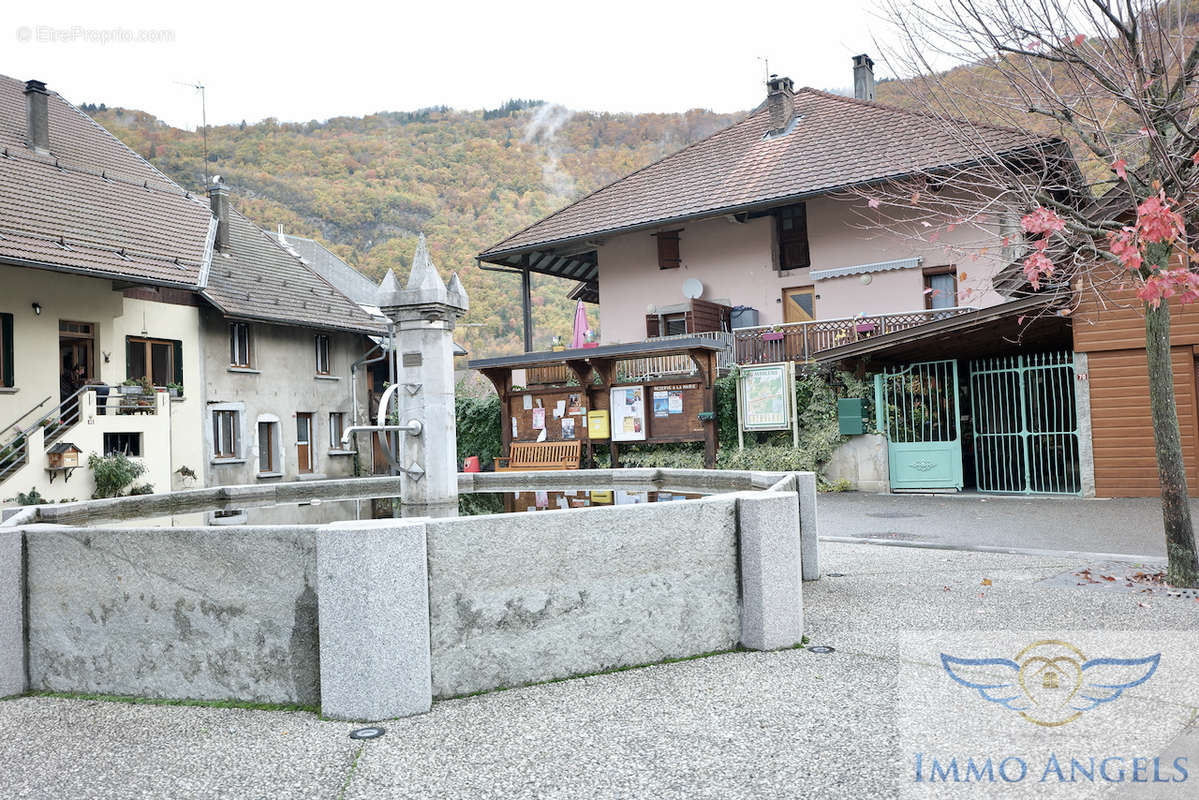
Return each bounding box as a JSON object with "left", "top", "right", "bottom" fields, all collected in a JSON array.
[
  {"left": 2, "top": 541, "right": 1196, "bottom": 799},
  {"left": 818, "top": 491, "right": 1182, "bottom": 556}
]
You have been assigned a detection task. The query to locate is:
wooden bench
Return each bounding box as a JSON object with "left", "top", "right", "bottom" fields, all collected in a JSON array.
[{"left": 494, "top": 441, "right": 582, "bottom": 472}]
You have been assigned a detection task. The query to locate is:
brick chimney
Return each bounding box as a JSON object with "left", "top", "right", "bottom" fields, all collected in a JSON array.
[
  {"left": 853, "top": 54, "right": 875, "bottom": 101},
  {"left": 24, "top": 79, "right": 50, "bottom": 154},
  {"left": 766, "top": 75, "right": 796, "bottom": 136},
  {"left": 208, "top": 178, "right": 231, "bottom": 251}
]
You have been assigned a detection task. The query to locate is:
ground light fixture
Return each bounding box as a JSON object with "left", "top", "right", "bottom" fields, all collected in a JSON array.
[
  {"left": 349, "top": 727, "right": 386, "bottom": 740},
  {"left": 807, "top": 646, "right": 836, "bottom": 654}
]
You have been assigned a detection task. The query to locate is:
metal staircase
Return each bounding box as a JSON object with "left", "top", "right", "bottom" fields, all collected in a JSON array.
[{"left": 0, "top": 388, "right": 87, "bottom": 488}]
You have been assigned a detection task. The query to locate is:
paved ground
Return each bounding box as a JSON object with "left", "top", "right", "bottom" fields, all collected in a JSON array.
[
  {"left": 818, "top": 491, "right": 1186, "bottom": 556},
  {"left": 2, "top": 541, "right": 1196, "bottom": 799}
]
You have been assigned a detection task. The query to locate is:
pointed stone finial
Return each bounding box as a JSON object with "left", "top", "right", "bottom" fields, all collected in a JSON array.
[
  {"left": 376, "top": 268, "right": 403, "bottom": 306},
  {"left": 446, "top": 272, "right": 469, "bottom": 313},
  {"left": 406, "top": 234, "right": 448, "bottom": 298}
]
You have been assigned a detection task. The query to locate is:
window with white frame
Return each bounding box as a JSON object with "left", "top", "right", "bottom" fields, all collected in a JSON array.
[
  {"left": 256, "top": 416, "right": 282, "bottom": 475},
  {"left": 315, "top": 334, "right": 331, "bottom": 375},
  {"left": 229, "top": 322, "right": 251, "bottom": 367},
  {"left": 329, "top": 412, "right": 345, "bottom": 450},
  {"left": 212, "top": 408, "right": 241, "bottom": 459}
]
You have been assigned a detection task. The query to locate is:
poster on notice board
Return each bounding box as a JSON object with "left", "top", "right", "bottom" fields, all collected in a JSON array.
[{"left": 609, "top": 386, "right": 646, "bottom": 442}]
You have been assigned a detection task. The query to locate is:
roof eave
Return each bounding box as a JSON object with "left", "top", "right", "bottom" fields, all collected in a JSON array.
[
  {"left": 478, "top": 140, "right": 1066, "bottom": 268},
  {"left": 0, "top": 255, "right": 203, "bottom": 291}
]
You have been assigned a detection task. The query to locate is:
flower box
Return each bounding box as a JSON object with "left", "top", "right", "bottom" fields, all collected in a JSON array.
[{"left": 762, "top": 332, "right": 785, "bottom": 341}]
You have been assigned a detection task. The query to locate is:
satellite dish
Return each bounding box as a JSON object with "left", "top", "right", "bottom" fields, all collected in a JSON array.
[{"left": 682, "top": 278, "right": 704, "bottom": 300}]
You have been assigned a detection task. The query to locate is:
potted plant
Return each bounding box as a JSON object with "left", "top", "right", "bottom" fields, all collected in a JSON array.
[
  {"left": 119, "top": 379, "right": 143, "bottom": 395},
  {"left": 551, "top": 335, "right": 566, "bottom": 352},
  {"left": 583, "top": 329, "right": 599, "bottom": 348},
  {"left": 762, "top": 325, "right": 785, "bottom": 342},
  {"left": 166, "top": 381, "right": 184, "bottom": 398}
]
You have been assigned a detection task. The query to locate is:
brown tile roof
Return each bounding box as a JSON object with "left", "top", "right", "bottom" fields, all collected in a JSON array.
[
  {"left": 201, "top": 205, "right": 384, "bottom": 335},
  {"left": 481, "top": 88, "right": 1047, "bottom": 260},
  {"left": 0, "top": 74, "right": 215, "bottom": 287}
]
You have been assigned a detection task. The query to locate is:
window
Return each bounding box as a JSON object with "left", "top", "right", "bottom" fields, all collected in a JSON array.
[
  {"left": 127, "top": 336, "right": 182, "bottom": 387},
  {"left": 296, "top": 412, "right": 314, "bottom": 473},
  {"left": 775, "top": 203, "right": 811, "bottom": 270},
  {"left": 103, "top": 432, "right": 142, "bottom": 457},
  {"left": 257, "top": 420, "right": 279, "bottom": 474},
  {"left": 654, "top": 230, "right": 681, "bottom": 269},
  {"left": 923, "top": 266, "right": 958, "bottom": 310},
  {"left": 315, "top": 335, "right": 331, "bottom": 375},
  {"left": 212, "top": 409, "right": 240, "bottom": 458},
  {"left": 0, "top": 312, "right": 12, "bottom": 388},
  {"left": 329, "top": 412, "right": 345, "bottom": 450},
  {"left": 229, "top": 323, "right": 251, "bottom": 367},
  {"left": 662, "top": 313, "right": 688, "bottom": 336}
]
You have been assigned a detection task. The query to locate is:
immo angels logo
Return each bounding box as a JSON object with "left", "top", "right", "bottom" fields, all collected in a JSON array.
[{"left": 940, "top": 640, "right": 1160, "bottom": 727}]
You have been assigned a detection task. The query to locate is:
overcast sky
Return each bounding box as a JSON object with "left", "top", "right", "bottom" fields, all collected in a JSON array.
[{"left": 10, "top": 0, "right": 891, "bottom": 129}]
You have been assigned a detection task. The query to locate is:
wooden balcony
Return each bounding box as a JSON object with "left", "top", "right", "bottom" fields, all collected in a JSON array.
[{"left": 733, "top": 308, "right": 977, "bottom": 365}]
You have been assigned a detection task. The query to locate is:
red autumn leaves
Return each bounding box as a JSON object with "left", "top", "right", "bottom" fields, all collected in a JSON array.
[{"left": 1021, "top": 173, "right": 1194, "bottom": 306}]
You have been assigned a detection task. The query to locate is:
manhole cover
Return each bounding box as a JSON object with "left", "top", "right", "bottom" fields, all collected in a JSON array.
[
  {"left": 807, "top": 645, "right": 836, "bottom": 654},
  {"left": 349, "top": 727, "right": 386, "bottom": 740},
  {"left": 865, "top": 512, "right": 924, "bottom": 519}
]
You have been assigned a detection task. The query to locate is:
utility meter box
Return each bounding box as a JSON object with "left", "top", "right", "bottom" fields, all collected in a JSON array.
[
  {"left": 587, "top": 409, "right": 610, "bottom": 440},
  {"left": 837, "top": 398, "right": 866, "bottom": 435}
]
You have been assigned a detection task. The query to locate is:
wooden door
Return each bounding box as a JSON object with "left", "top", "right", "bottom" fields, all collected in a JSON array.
[
  {"left": 296, "top": 413, "right": 313, "bottom": 474},
  {"left": 782, "top": 287, "right": 815, "bottom": 323}
]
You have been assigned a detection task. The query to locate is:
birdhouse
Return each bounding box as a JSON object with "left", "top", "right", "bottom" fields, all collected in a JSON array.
[{"left": 47, "top": 442, "right": 82, "bottom": 469}]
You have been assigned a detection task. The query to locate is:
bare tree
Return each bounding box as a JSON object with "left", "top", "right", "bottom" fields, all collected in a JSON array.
[{"left": 861, "top": 0, "right": 1199, "bottom": 586}]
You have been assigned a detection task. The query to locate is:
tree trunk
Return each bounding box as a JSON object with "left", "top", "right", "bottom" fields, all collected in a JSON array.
[{"left": 1144, "top": 300, "right": 1199, "bottom": 587}]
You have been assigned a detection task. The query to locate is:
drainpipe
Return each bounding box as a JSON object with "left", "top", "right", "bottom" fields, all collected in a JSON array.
[{"left": 350, "top": 321, "right": 392, "bottom": 428}]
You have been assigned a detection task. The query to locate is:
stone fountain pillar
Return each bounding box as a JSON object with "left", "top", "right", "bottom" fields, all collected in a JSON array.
[{"left": 375, "top": 234, "right": 468, "bottom": 515}]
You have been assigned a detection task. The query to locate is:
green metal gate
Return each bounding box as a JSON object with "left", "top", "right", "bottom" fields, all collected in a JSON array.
[
  {"left": 968, "top": 352, "right": 1080, "bottom": 495},
  {"left": 874, "top": 360, "right": 963, "bottom": 490}
]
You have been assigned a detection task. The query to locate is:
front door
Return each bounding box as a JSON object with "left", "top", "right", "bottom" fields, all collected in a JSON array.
[
  {"left": 782, "top": 287, "right": 815, "bottom": 323},
  {"left": 59, "top": 320, "right": 96, "bottom": 393},
  {"left": 296, "top": 413, "right": 313, "bottom": 474},
  {"left": 875, "top": 360, "right": 963, "bottom": 490}
]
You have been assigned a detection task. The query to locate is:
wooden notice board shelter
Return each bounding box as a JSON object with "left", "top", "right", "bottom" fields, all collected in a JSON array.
[{"left": 469, "top": 338, "right": 723, "bottom": 468}]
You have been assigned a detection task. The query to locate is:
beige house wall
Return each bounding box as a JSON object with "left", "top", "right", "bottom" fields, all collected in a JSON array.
[
  {"left": 1, "top": 264, "right": 204, "bottom": 503},
  {"left": 595, "top": 194, "right": 1008, "bottom": 344}
]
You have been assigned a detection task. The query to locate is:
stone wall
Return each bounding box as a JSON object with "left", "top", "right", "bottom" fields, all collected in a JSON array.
[
  {"left": 24, "top": 526, "right": 320, "bottom": 705},
  {"left": 424, "top": 497, "right": 742, "bottom": 698},
  {"left": 822, "top": 433, "right": 889, "bottom": 493}
]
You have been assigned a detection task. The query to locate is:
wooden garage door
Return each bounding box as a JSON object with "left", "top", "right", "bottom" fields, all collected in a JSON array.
[{"left": 1088, "top": 347, "right": 1199, "bottom": 497}]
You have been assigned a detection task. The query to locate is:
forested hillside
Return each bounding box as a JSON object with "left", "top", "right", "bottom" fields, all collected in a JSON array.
[{"left": 88, "top": 102, "right": 742, "bottom": 357}]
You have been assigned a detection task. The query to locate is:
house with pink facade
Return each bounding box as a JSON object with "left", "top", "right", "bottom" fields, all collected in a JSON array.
[{"left": 479, "top": 56, "right": 1053, "bottom": 361}]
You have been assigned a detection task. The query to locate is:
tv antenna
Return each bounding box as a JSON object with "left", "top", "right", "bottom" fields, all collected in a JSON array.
[
  {"left": 174, "top": 80, "right": 209, "bottom": 188},
  {"left": 757, "top": 56, "right": 769, "bottom": 82}
]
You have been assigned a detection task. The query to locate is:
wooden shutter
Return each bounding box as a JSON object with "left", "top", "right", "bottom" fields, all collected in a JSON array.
[
  {"left": 125, "top": 337, "right": 137, "bottom": 381},
  {"left": 654, "top": 230, "right": 681, "bottom": 269},
  {"left": 171, "top": 339, "right": 184, "bottom": 386},
  {"left": 0, "top": 313, "right": 13, "bottom": 387},
  {"left": 776, "top": 204, "right": 811, "bottom": 270},
  {"left": 646, "top": 314, "right": 660, "bottom": 338}
]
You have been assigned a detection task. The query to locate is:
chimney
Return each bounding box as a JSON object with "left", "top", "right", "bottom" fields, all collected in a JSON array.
[
  {"left": 766, "top": 74, "right": 796, "bottom": 136},
  {"left": 853, "top": 54, "right": 875, "bottom": 101},
  {"left": 24, "top": 79, "right": 50, "bottom": 153},
  {"left": 208, "top": 178, "right": 230, "bottom": 251}
]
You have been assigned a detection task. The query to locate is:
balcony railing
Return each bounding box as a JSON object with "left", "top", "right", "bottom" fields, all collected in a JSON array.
[
  {"left": 522, "top": 331, "right": 735, "bottom": 387},
  {"left": 733, "top": 308, "right": 977, "bottom": 365}
]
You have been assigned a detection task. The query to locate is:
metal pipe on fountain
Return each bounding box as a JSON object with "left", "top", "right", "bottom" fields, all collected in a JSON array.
[{"left": 341, "top": 383, "right": 424, "bottom": 477}]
